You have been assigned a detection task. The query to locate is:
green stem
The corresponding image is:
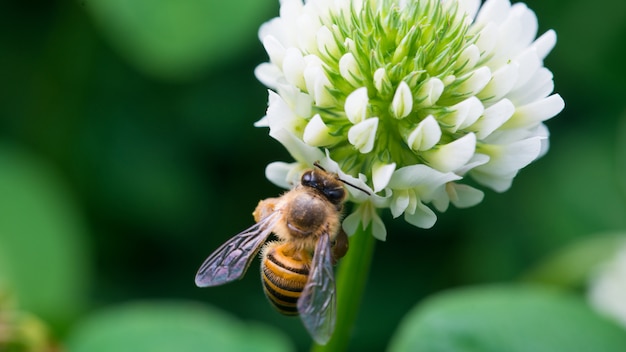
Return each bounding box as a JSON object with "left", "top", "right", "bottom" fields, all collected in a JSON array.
[{"left": 311, "top": 224, "right": 376, "bottom": 352}]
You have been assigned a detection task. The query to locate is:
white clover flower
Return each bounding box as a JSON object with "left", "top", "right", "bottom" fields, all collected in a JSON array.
[
  {"left": 588, "top": 244, "right": 626, "bottom": 329},
  {"left": 255, "top": 0, "right": 564, "bottom": 239}
]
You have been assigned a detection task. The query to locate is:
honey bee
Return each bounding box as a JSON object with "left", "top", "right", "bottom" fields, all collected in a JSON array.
[{"left": 195, "top": 163, "right": 368, "bottom": 344}]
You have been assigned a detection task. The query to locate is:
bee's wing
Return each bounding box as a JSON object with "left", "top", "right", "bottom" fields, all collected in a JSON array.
[
  {"left": 297, "top": 231, "right": 336, "bottom": 345},
  {"left": 195, "top": 212, "right": 280, "bottom": 287}
]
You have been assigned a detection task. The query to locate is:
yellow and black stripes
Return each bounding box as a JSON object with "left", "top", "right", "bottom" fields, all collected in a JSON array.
[{"left": 261, "top": 242, "right": 311, "bottom": 315}]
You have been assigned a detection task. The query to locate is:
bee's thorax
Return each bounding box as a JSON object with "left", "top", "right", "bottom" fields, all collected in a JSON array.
[{"left": 284, "top": 191, "right": 329, "bottom": 237}]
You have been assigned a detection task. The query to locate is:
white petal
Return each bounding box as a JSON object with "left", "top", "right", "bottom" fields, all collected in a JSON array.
[
  {"left": 415, "top": 78, "right": 444, "bottom": 108},
  {"left": 254, "top": 115, "right": 269, "bottom": 128},
  {"left": 422, "top": 133, "right": 477, "bottom": 172},
  {"left": 448, "top": 183, "right": 485, "bottom": 208},
  {"left": 282, "top": 48, "right": 306, "bottom": 90},
  {"left": 265, "top": 91, "right": 301, "bottom": 135},
  {"left": 279, "top": 0, "right": 304, "bottom": 23},
  {"left": 339, "top": 53, "right": 363, "bottom": 87},
  {"left": 303, "top": 114, "right": 339, "bottom": 146},
  {"left": 456, "top": 66, "right": 492, "bottom": 97},
  {"left": 514, "top": 3, "right": 538, "bottom": 47},
  {"left": 471, "top": 169, "right": 517, "bottom": 192},
  {"left": 532, "top": 29, "right": 557, "bottom": 61},
  {"left": 296, "top": 13, "right": 321, "bottom": 53},
  {"left": 276, "top": 84, "right": 314, "bottom": 118},
  {"left": 345, "top": 87, "right": 369, "bottom": 124},
  {"left": 474, "top": 22, "right": 498, "bottom": 56},
  {"left": 457, "top": 0, "right": 481, "bottom": 19},
  {"left": 512, "top": 47, "right": 540, "bottom": 90},
  {"left": 440, "top": 97, "right": 484, "bottom": 133},
  {"left": 266, "top": 161, "right": 302, "bottom": 189},
  {"left": 374, "top": 67, "right": 393, "bottom": 96},
  {"left": 357, "top": 198, "right": 373, "bottom": 226},
  {"left": 259, "top": 17, "right": 287, "bottom": 46},
  {"left": 348, "top": 117, "right": 379, "bottom": 153},
  {"left": 372, "top": 162, "right": 396, "bottom": 193},
  {"left": 303, "top": 65, "right": 335, "bottom": 107},
  {"left": 508, "top": 67, "right": 554, "bottom": 105},
  {"left": 498, "top": 3, "right": 537, "bottom": 53},
  {"left": 404, "top": 202, "right": 437, "bottom": 229},
  {"left": 473, "top": 98, "right": 515, "bottom": 139},
  {"left": 272, "top": 128, "right": 325, "bottom": 165},
  {"left": 475, "top": 135, "right": 543, "bottom": 176},
  {"left": 342, "top": 202, "right": 387, "bottom": 240},
  {"left": 454, "top": 44, "right": 480, "bottom": 72},
  {"left": 430, "top": 185, "right": 451, "bottom": 212},
  {"left": 504, "top": 93, "right": 565, "bottom": 129},
  {"left": 455, "top": 153, "right": 490, "bottom": 175},
  {"left": 491, "top": 5, "right": 524, "bottom": 57},
  {"left": 254, "top": 63, "right": 282, "bottom": 89},
  {"left": 391, "top": 81, "right": 414, "bottom": 119},
  {"left": 478, "top": 61, "right": 519, "bottom": 102},
  {"left": 534, "top": 123, "right": 551, "bottom": 158},
  {"left": 476, "top": 0, "right": 512, "bottom": 26},
  {"left": 317, "top": 25, "right": 340, "bottom": 58},
  {"left": 262, "top": 35, "right": 286, "bottom": 67},
  {"left": 343, "top": 37, "right": 355, "bottom": 51},
  {"left": 390, "top": 189, "right": 410, "bottom": 218},
  {"left": 342, "top": 209, "right": 361, "bottom": 236},
  {"left": 406, "top": 115, "right": 442, "bottom": 151},
  {"left": 389, "top": 164, "right": 461, "bottom": 191},
  {"left": 370, "top": 212, "right": 387, "bottom": 241}
]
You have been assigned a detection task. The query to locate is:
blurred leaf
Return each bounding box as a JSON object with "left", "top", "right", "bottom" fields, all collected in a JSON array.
[
  {"left": 0, "top": 294, "right": 55, "bottom": 352},
  {"left": 85, "top": 0, "right": 274, "bottom": 81},
  {"left": 0, "top": 144, "right": 91, "bottom": 329},
  {"left": 524, "top": 233, "right": 626, "bottom": 288},
  {"left": 388, "top": 285, "right": 626, "bottom": 352},
  {"left": 65, "top": 301, "right": 294, "bottom": 352}
]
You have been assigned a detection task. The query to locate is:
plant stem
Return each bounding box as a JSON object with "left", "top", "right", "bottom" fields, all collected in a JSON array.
[{"left": 311, "top": 224, "right": 376, "bottom": 352}]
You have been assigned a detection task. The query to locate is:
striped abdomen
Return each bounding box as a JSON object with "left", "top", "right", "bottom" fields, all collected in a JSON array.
[{"left": 261, "top": 242, "right": 311, "bottom": 315}]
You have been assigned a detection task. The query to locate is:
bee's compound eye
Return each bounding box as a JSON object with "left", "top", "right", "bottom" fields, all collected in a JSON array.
[
  {"left": 301, "top": 170, "right": 314, "bottom": 186},
  {"left": 325, "top": 187, "right": 344, "bottom": 202}
]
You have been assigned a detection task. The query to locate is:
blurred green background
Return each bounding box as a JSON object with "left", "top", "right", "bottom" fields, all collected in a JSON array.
[{"left": 1, "top": 0, "right": 626, "bottom": 351}]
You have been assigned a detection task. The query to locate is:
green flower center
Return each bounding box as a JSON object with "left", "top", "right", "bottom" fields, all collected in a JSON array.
[{"left": 306, "top": 0, "right": 476, "bottom": 176}]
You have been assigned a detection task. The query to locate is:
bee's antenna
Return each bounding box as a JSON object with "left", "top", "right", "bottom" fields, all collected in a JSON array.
[
  {"left": 313, "top": 161, "right": 371, "bottom": 196},
  {"left": 339, "top": 179, "right": 371, "bottom": 196},
  {"left": 313, "top": 161, "right": 326, "bottom": 171}
]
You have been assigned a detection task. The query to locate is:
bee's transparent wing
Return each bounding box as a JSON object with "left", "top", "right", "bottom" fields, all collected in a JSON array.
[
  {"left": 297, "top": 232, "right": 336, "bottom": 345},
  {"left": 195, "top": 213, "right": 280, "bottom": 287}
]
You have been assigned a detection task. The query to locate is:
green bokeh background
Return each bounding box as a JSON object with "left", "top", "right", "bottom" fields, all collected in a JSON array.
[{"left": 1, "top": 0, "right": 626, "bottom": 351}]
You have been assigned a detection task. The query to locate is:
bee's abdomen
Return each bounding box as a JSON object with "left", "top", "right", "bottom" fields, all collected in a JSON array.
[{"left": 261, "top": 243, "right": 310, "bottom": 316}]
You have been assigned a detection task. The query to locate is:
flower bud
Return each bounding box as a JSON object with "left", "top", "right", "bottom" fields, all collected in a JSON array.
[
  {"left": 390, "top": 81, "right": 413, "bottom": 119},
  {"left": 348, "top": 117, "right": 379, "bottom": 153},
  {"left": 345, "top": 87, "right": 369, "bottom": 124},
  {"left": 303, "top": 114, "right": 340, "bottom": 146},
  {"left": 405, "top": 115, "right": 441, "bottom": 152}
]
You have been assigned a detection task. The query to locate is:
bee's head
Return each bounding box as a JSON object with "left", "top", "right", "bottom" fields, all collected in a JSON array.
[
  {"left": 301, "top": 168, "right": 346, "bottom": 206},
  {"left": 301, "top": 162, "right": 371, "bottom": 206}
]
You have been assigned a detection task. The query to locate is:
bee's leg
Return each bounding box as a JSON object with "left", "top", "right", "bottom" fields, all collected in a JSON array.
[
  {"left": 330, "top": 229, "right": 349, "bottom": 265},
  {"left": 253, "top": 197, "right": 280, "bottom": 222}
]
